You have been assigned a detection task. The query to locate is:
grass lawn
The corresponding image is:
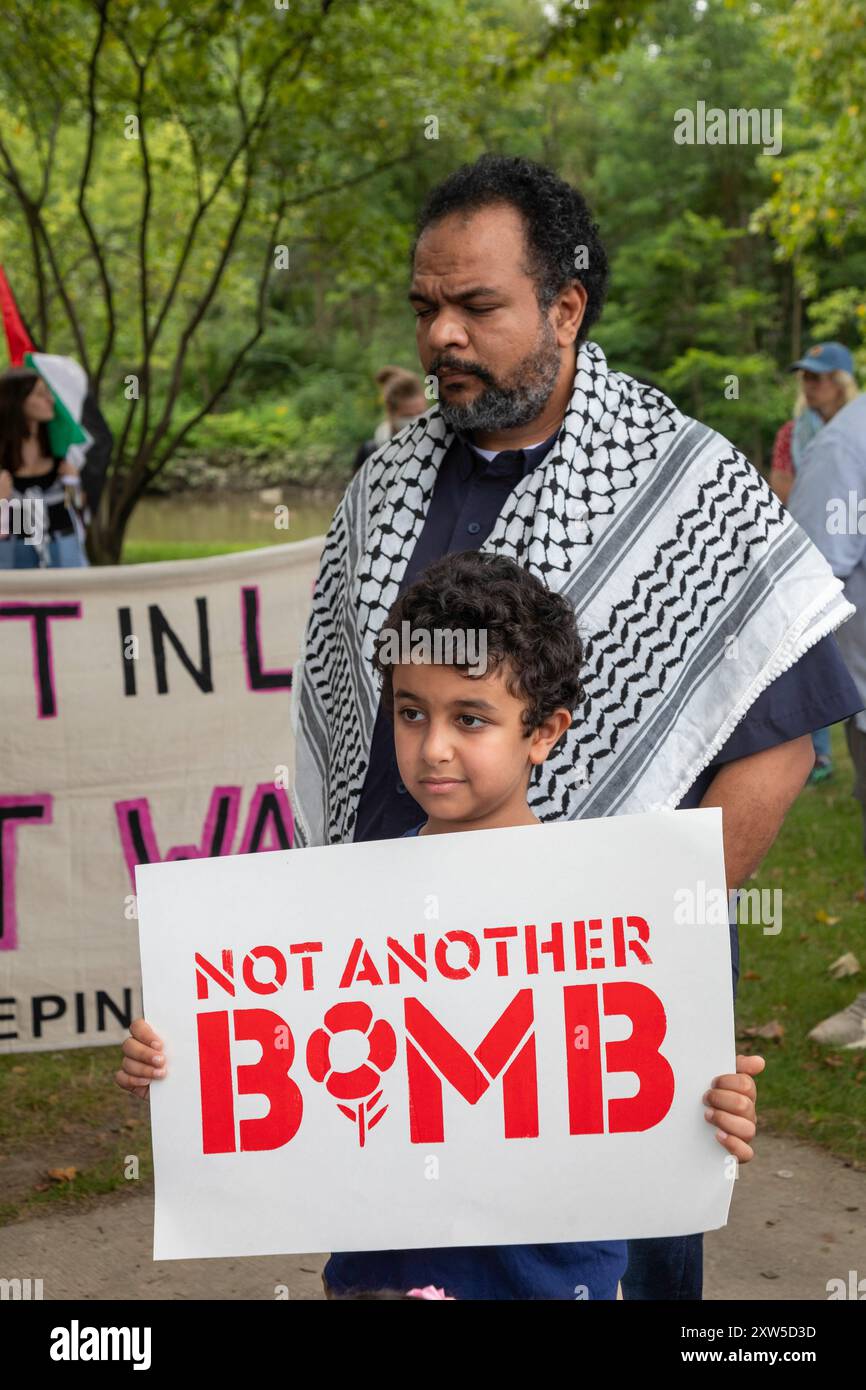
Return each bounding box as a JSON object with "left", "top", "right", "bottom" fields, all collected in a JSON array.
[
  {"left": 733, "top": 721, "right": 866, "bottom": 1163},
  {"left": 0, "top": 1046, "right": 151, "bottom": 1225},
  {"left": 121, "top": 539, "right": 273, "bottom": 564},
  {"left": 2, "top": 729, "right": 864, "bottom": 1226}
]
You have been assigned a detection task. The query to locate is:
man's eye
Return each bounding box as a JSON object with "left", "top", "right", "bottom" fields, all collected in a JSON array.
[{"left": 413, "top": 306, "right": 495, "bottom": 318}]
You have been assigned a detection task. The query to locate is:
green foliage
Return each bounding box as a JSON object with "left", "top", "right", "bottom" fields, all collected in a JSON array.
[
  {"left": 752, "top": 0, "right": 866, "bottom": 326},
  {"left": 1, "top": 0, "right": 865, "bottom": 532},
  {"left": 736, "top": 722, "right": 866, "bottom": 1165}
]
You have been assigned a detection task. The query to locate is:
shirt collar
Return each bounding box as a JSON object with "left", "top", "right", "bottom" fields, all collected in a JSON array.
[{"left": 453, "top": 421, "right": 563, "bottom": 481}]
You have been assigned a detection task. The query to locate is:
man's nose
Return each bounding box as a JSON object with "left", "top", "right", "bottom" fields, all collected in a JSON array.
[{"left": 425, "top": 309, "right": 470, "bottom": 354}]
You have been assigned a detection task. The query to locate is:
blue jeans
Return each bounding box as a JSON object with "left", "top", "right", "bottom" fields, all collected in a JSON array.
[
  {"left": 621, "top": 919, "right": 740, "bottom": 1301},
  {"left": 812, "top": 726, "right": 831, "bottom": 761},
  {"left": 0, "top": 532, "right": 88, "bottom": 567}
]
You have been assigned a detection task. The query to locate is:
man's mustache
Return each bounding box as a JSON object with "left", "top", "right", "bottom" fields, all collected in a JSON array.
[{"left": 434, "top": 362, "right": 492, "bottom": 383}]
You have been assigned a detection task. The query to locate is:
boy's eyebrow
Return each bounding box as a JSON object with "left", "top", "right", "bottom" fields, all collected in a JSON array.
[
  {"left": 407, "top": 285, "right": 501, "bottom": 306},
  {"left": 394, "top": 688, "right": 497, "bottom": 713}
]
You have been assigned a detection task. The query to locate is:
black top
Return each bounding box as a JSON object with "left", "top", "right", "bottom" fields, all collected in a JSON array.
[{"left": 9, "top": 459, "right": 75, "bottom": 536}]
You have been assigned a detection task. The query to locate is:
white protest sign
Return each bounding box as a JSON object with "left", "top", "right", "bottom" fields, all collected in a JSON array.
[{"left": 136, "top": 807, "right": 735, "bottom": 1260}]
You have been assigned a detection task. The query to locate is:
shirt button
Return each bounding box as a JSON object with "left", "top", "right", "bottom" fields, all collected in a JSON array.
[
  {"left": 396, "top": 780, "right": 407, "bottom": 795},
  {"left": 467, "top": 521, "right": 481, "bottom": 535}
]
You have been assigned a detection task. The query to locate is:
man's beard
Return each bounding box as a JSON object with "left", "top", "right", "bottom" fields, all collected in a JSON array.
[{"left": 435, "top": 314, "right": 562, "bottom": 434}]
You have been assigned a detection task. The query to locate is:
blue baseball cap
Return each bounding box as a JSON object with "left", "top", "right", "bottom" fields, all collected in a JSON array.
[{"left": 789, "top": 341, "right": 854, "bottom": 374}]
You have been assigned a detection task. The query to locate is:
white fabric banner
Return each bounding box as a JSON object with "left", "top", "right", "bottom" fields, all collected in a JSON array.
[
  {"left": 136, "top": 809, "right": 736, "bottom": 1258},
  {"left": 0, "top": 539, "right": 322, "bottom": 1053}
]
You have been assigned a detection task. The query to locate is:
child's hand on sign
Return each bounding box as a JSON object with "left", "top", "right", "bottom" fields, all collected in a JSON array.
[
  {"left": 114, "top": 1018, "right": 167, "bottom": 1100},
  {"left": 703, "top": 1053, "right": 765, "bottom": 1163}
]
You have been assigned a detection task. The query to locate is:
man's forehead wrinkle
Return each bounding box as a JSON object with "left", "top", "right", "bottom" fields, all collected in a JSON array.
[{"left": 409, "top": 276, "right": 505, "bottom": 304}]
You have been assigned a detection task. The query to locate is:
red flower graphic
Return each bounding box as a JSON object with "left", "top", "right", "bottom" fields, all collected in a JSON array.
[{"left": 306, "top": 1002, "right": 397, "bottom": 1146}]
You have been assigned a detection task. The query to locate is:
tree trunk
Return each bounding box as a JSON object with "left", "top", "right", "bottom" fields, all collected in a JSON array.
[
  {"left": 87, "top": 476, "right": 143, "bottom": 564},
  {"left": 791, "top": 267, "right": 803, "bottom": 362}
]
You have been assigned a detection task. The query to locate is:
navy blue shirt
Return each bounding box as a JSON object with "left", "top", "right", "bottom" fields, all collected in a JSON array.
[{"left": 353, "top": 425, "right": 863, "bottom": 843}]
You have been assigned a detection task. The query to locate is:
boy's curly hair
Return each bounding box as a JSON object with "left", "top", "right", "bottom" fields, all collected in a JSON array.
[{"left": 373, "top": 551, "right": 584, "bottom": 736}]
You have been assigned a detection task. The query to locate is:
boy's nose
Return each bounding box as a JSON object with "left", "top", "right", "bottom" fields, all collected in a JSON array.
[{"left": 420, "top": 723, "right": 456, "bottom": 765}]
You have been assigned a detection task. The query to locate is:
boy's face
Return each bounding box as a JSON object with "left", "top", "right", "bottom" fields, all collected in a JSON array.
[{"left": 391, "top": 658, "right": 571, "bottom": 830}]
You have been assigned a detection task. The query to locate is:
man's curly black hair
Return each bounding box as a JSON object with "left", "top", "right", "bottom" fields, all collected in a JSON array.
[
  {"left": 373, "top": 550, "right": 585, "bottom": 739},
  {"left": 409, "top": 153, "right": 609, "bottom": 342}
]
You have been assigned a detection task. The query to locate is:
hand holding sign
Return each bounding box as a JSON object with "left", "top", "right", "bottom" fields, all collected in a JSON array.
[{"left": 115, "top": 1018, "right": 166, "bottom": 1100}]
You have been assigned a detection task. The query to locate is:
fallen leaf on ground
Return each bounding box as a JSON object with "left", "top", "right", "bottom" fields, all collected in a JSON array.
[
  {"left": 828, "top": 952, "right": 861, "bottom": 979},
  {"left": 738, "top": 1020, "right": 785, "bottom": 1041},
  {"left": 815, "top": 910, "right": 841, "bottom": 925},
  {"left": 743, "top": 970, "right": 762, "bottom": 981},
  {"left": 47, "top": 1166, "right": 78, "bottom": 1183}
]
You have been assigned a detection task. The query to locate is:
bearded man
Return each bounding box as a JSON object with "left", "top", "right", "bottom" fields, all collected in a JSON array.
[{"left": 291, "top": 154, "right": 861, "bottom": 1300}]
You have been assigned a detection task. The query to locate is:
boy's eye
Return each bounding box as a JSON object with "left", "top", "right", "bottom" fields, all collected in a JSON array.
[
  {"left": 398, "top": 706, "right": 425, "bottom": 722},
  {"left": 457, "top": 714, "right": 487, "bottom": 728}
]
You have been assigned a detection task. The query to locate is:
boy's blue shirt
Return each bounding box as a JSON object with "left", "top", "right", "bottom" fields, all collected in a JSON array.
[{"left": 323, "top": 821, "right": 628, "bottom": 1301}]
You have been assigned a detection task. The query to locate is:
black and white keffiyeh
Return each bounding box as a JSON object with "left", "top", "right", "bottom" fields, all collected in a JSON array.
[{"left": 292, "top": 340, "right": 853, "bottom": 846}]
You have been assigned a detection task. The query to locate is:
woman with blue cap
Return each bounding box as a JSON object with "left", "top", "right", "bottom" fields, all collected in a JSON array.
[{"left": 770, "top": 341, "right": 860, "bottom": 781}]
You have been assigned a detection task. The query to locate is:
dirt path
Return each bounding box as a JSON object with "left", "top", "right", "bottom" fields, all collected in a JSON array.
[{"left": 1, "top": 1133, "right": 862, "bottom": 1301}]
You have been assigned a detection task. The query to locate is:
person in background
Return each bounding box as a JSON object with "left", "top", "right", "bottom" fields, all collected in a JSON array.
[
  {"left": 770, "top": 343, "right": 859, "bottom": 782},
  {"left": 373, "top": 365, "right": 409, "bottom": 446},
  {"left": 788, "top": 383, "right": 866, "bottom": 1049},
  {"left": 0, "top": 366, "right": 88, "bottom": 568},
  {"left": 352, "top": 369, "right": 429, "bottom": 474}
]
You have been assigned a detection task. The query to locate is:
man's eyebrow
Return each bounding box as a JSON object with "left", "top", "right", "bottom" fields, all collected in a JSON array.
[
  {"left": 407, "top": 285, "right": 501, "bottom": 305},
  {"left": 393, "top": 689, "right": 497, "bottom": 713}
]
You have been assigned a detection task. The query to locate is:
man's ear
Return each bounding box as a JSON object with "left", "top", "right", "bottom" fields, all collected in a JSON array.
[{"left": 555, "top": 283, "right": 588, "bottom": 348}]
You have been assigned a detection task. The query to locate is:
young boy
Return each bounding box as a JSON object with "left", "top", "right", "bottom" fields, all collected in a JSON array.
[{"left": 117, "top": 550, "right": 764, "bottom": 1300}]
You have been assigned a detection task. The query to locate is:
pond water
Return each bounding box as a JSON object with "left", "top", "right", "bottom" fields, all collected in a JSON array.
[{"left": 126, "top": 487, "right": 342, "bottom": 547}]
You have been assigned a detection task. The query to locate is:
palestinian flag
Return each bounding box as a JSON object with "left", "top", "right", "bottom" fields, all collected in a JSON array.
[
  {"left": 0, "top": 263, "right": 33, "bottom": 366},
  {"left": 0, "top": 265, "right": 114, "bottom": 510},
  {"left": 23, "top": 350, "right": 89, "bottom": 457}
]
